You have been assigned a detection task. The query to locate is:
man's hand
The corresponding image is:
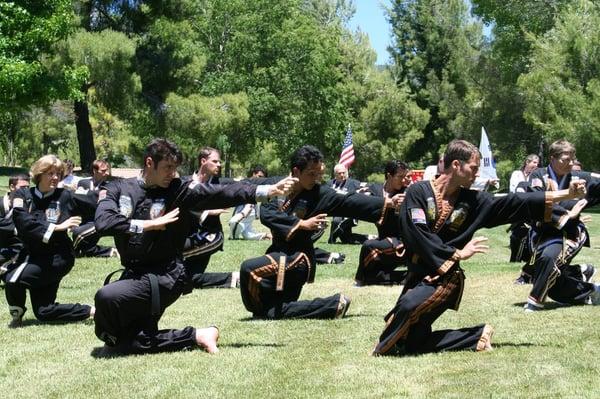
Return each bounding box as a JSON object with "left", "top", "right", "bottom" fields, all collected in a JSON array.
[
  {"left": 299, "top": 213, "right": 328, "bottom": 231},
  {"left": 143, "top": 208, "right": 180, "bottom": 231},
  {"left": 569, "top": 179, "right": 586, "bottom": 198},
  {"left": 268, "top": 177, "right": 299, "bottom": 197},
  {"left": 55, "top": 216, "right": 82, "bottom": 231},
  {"left": 568, "top": 199, "right": 588, "bottom": 220},
  {"left": 456, "top": 236, "right": 489, "bottom": 261},
  {"left": 390, "top": 193, "right": 406, "bottom": 208}
]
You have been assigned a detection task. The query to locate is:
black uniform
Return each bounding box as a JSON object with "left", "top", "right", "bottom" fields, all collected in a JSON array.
[
  {"left": 182, "top": 174, "right": 234, "bottom": 289},
  {"left": 72, "top": 178, "right": 113, "bottom": 258},
  {"left": 0, "top": 193, "right": 23, "bottom": 274},
  {"left": 240, "top": 184, "right": 389, "bottom": 319},
  {"left": 524, "top": 166, "right": 598, "bottom": 308},
  {"left": 354, "top": 183, "right": 407, "bottom": 286},
  {"left": 373, "top": 179, "right": 562, "bottom": 356},
  {"left": 326, "top": 177, "right": 367, "bottom": 244},
  {"left": 4, "top": 187, "right": 97, "bottom": 323},
  {"left": 93, "top": 176, "right": 266, "bottom": 354}
]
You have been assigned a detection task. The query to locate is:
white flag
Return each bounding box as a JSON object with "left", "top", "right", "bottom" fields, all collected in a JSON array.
[{"left": 479, "top": 126, "right": 497, "bottom": 180}]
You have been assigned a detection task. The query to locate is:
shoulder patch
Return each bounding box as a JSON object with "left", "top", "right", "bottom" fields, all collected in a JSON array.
[
  {"left": 410, "top": 208, "right": 427, "bottom": 224},
  {"left": 13, "top": 198, "right": 24, "bottom": 208},
  {"left": 531, "top": 178, "right": 543, "bottom": 188},
  {"left": 75, "top": 187, "right": 89, "bottom": 195}
]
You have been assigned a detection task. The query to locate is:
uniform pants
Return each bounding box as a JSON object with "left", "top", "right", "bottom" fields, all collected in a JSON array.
[
  {"left": 355, "top": 237, "right": 407, "bottom": 285},
  {"left": 373, "top": 270, "right": 491, "bottom": 356},
  {"left": 94, "top": 273, "right": 197, "bottom": 354},
  {"left": 72, "top": 222, "right": 113, "bottom": 258},
  {"left": 240, "top": 252, "right": 340, "bottom": 319},
  {"left": 4, "top": 255, "right": 91, "bottom": 322},
  {"left": 528, "top": 239, "right": 594, "bottom": 306},
  {"left": 327, "top": 217, "right": 368, "bottom": 244},
  {"left": 183, "top": 233, "right": 232, "bottom": 289}
]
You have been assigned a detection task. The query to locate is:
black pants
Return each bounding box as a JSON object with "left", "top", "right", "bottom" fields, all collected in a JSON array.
[
  {"left": 355, "top": 237, "right": 407, "bottom": 285},
  {"left": 183, "top": 232, "right": 232, "bottom": 289},
  {"left": 240, "top": 252, "right": 340, "bottom": 319},
  {"left": 94, "top": 271, "right": 197, "bottom": 354},
  {"left": 373, "top": 270, "right": 491, "bottom": 356},
  {"left": 509, "top": 223, "right": 531, "bottom": 263},
  {"left": 4, "top": 254, "right": 91, "bottom": 322},
  {"left": 528, "top": 238, "right": 594, "bottom": 306},
  {"left": 72, "top": 222, "right": 113, "bottom": 258},
  {"left": 327, "top": 217, "right": 368, "bottom": 244}
]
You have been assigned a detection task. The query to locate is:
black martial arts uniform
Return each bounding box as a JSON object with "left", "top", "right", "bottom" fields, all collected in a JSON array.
[
  {"left": 93, "top": 176, "right": 269, "bottom": 354},
  {"left": 0, "top": 193, "right": 23, "bottom": 275},
  {"left": 354, "top": 183, "right": 407, "bottom": 286},
  {"left": 524, "top": 166, "right": 599, "bottom": 308},
  {"left": 182, "top": 175, "right": 234, "bottom": 289},
  {"left": 326, "top": 177, "right": 367, "bottom": 244},
  {"left": 373, "top": 179, "right": 562, "bottom": 356},
  {"left": 4, "top": 187, "right": 97, "bottom": 323},
  {"left": 71, "top": 178, "right": 113, "bottom": 258},
  {"left": 240, "top": 184, "right": 390, "bottom": 319}
]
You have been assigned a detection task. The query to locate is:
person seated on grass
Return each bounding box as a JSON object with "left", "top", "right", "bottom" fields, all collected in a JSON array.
[
  {"left": 522, "top": 140, "right": 600, "bottom": 312},
  {"left": 4, "top": 156, "right": 98, "bottom": 328},
  {"left": 229, "top": 165, "right": 272, "bottom": 241},
  {"left": 354, "top": 160, "right": 411, "bottom": 287},
  {"left": 372, "top": 139, "right": 586, "bottom": 356},
  {"left": 239, "top": 145, "right": 397, "bottom": 320},
  {"left": 0, "top": 174, "right": 30, "bottom": 277},
  {"left": 93, "top": 138, "right": 295, "bottom": 354}
]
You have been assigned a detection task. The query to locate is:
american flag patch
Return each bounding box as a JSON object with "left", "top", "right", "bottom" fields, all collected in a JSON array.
[
  {"left": 411, "top": 208, "right": 426, "bottom": 224},
  {"left": 531, "top": 178, "right": 543, "bottom": 188}
]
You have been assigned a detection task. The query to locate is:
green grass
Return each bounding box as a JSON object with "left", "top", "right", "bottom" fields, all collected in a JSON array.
[{"left": 1, "top": 213, "right": 600, "bottom": 398}]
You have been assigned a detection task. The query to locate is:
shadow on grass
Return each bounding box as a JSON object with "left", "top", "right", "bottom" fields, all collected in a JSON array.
[
  {"left": 219, "top": 342, "right": 285, "bottom": 349},
  {"left": 90, "top": 341, "right": 285, "bottom": 358},
  {"left": 513, "top": 301, "right": 584, "bottom": 310},
  {"left": 238, "top": 313, "right": 374, "bottom": 322},
  {"left": 17, "top": 318, "right": 93, "bottom": 327},
  {"left": 493, "top": 342, "right": 542, "bottom": 348}
]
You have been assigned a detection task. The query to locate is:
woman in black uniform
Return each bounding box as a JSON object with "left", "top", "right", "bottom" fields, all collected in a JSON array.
[{"left": 5, "top": 155, "right": 96, "bottom": 327}]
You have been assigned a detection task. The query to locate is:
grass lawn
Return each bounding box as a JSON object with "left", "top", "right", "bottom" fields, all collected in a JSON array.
[{"left": 1, "top": 207, "right": 600, "bottom": 398}]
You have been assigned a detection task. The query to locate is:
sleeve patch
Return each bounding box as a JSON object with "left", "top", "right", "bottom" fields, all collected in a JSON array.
[
  {"left": 531, "top": 178, "right": 543, "bottom": 188},
  {"left": 411, "top": 208, "right": 427, "bottom": 224},
  {"left": 74, "top": 187, "right": 89, "bottom": 195},
  {"left": 12, "top": 198, "right": 24, "bottom": 208}
]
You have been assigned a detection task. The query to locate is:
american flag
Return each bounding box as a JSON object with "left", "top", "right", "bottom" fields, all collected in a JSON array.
[{"left": 338, "top": 125, "right": 355, "bottom": 168}]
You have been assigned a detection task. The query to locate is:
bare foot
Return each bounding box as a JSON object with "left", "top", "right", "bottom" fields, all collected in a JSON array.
[{"left": 196, "top": 326, "right": 220, "bottom": 353}]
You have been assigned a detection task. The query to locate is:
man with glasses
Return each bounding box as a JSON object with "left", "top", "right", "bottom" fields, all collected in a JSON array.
[{"left": 524, "top": 140, "right": 600, "bottom": 311}]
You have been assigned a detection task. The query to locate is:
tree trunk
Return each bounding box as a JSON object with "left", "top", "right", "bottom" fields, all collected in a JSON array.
[{"left": 74, "top": 98, "right": 96, "bottom": 173}]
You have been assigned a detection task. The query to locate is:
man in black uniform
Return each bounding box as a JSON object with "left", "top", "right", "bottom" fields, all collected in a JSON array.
[
  {"left": 93, "top": 138, "right": 294, "bottom": 354},
  {"left": 354, "top": 160, "right": 411, "bottom": 286},
  {"left": 0, "top": 174, "right": 30, "bottom": 277},
  {"left": 72, "top": 159, "right": 117, "bottom": 258},
  {"left": 372, "top": 139, "right": 585, "bottom": 356},
  {"left": 183, "top": 147, "right": 238, "bottom": 289},
  {"left": 524, "top": 140, "right": 600, "bottom": 311},
  {"left": 239, "top": 145, "right": 395, "bottom": 320},
  {"left": 326, "top": 163, "right": 368, "bottom": 244}
]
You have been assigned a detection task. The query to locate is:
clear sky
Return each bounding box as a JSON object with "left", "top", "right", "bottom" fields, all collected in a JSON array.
[{"left": 348, "top": 0, "right": 392, "bottom": 65}]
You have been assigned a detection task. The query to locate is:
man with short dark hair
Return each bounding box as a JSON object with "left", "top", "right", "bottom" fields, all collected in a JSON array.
[
  {"left": 373, "top": 139, "right": 585, "bottom": 356},
  {"left": 0, "top": 174, "right": 30, "bottom": 277},
  {"left": 239, "top": 145, "right": 395, "bottom": 320},
  {"left": 354, "top": 160, "right": 411, "bottom": 286},
  {"left": 93, "top": 138, "right": 295, "bottom": 354}
]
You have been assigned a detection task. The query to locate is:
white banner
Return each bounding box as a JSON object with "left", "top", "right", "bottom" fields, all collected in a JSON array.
[{"left": 479, "top": 126, "right": 498, "bottom": 180}]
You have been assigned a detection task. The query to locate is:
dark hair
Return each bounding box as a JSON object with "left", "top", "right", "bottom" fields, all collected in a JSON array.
[
  {"left": 8, "top": 174, "right": 30, "bottom": 187},
  {"left": 197, "top": 146, "right": 219, "bottom": 164},
  {"left": 290, "top": 145, "right": 323, "bottom": 172},
  {"left": 92, "top": 159, "right": 109, "bottom": 171},
  {"left": 549, "top": 140, "right": 575, "bottom": 160},
  {"left": 63, "top": 159, "right": 74, "bottom": 169},
  {"left": 384, "top": 160, "right": 409, "bottom": 180},
  {"left": 143, "top": 138, "right": 183, "bottom": 169},
  {"left": 248, "top": 164, "right": 267, "bottom": 178},
  {"left": 521, "top": 154, "right": 539, "bottom": 171},
  {"left": 443, "top": 140, "right": 479, "bottom": 170}
]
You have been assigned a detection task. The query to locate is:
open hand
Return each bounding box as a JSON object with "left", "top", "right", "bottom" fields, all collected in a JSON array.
[
  {"left": 269, "top": 177, "right": 299, "bottom": 197},
  {"left": 144, "top": 208, "right": 180, "bottom": 231},
  {"left": 457, "top": 236, "right": 489, "bottom": 261}
]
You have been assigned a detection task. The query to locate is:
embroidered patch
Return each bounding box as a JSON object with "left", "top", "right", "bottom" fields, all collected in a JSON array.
[
  {"left": 149, "top": 198, "right": 166, "bottom": 219},
  {"left": 12, "top": 198, "right": 24, "bottom": 208},
  {"left": 46, "top": 201, "right": 61, "bottom": 223},
  {"left": 411, "top": 208, "right": 427, "bottom": 224},
  {"left": 74, "top": 187, "right": 89, "bottom": 195},
  {"left": 98, "top": 190, "right": 107, "bottom": 201},
  {"left": 118, "top": 195, "right": 133, "bottom": 218},
  {"left": 448, "top": 203, "right": 470, "bottom": 231},
  {"left": 293, "top": 199, "right": 308, "bottom": 219},
  {"left": 426, "top": 197, "right": 436, "bottom": 220},
  {"left": 531, "top": 178, "right": 543, "bottom": 188}
]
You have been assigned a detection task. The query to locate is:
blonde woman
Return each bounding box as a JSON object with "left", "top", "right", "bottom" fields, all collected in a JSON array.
[{"left": 4, "top": 155, "right": 97, "bottom": 327}]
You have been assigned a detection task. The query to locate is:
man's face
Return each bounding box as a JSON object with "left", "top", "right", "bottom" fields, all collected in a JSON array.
[
  {"left": 200, "top": 152, "right": 221, "bottom": 177},
  {"left": 38, "top": 167, "right": 62, "bottom": 192},
  {"left": 252, "top": 171, "right": 265, "bottom": 178},
  {"left": 550, "top": 152, "right": 574, "bottom": 176},
  {"left": 93, "top": 163, "right": 110, "bottom": 182},
  {"left": 388, "top": 169, "right": 412, "bottom": 191},
  {"left": 9, "top": 179, "right": 29, "bottom": 193},
  {"left": 293, "top": 161, "right": 324, "bottom": 191},
  {"left": 334, "top": 166, "right": 347, "bottom": 182},
  {"left": 146, "top": 158, "right": 178, "bottom": 188},
  {"left": 454, "top": 154, "right": 480, "bottom": 187}
]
